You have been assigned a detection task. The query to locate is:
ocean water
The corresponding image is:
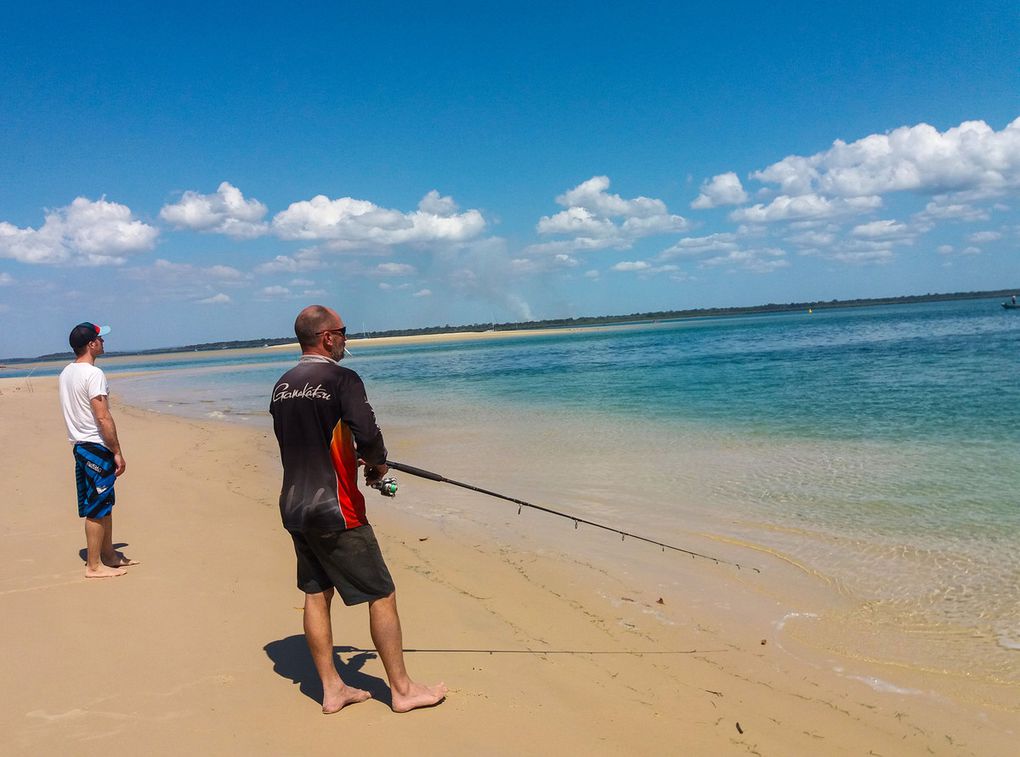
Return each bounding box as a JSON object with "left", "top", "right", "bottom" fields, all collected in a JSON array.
[{"left": 19, "top": 297, "right": 1020, "bottom": 686}]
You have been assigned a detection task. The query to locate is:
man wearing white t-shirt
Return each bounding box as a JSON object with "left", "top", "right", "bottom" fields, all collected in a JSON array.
[{"left": 58, "top": 322, "right": 136, "bottom": 578}]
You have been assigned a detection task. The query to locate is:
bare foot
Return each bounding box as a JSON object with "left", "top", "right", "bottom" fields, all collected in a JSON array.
[
  {"left": 322, "top": 685, "right": 372, "bottom": 714},
  {"left": 102, "top": 551, "right": 139, "bottom": 567},
  {"left": 391, "top": 681, "right": 448, "bottom": 713},
  {"left": 85, "top": 564, "right": 128, "bottom": 579}
]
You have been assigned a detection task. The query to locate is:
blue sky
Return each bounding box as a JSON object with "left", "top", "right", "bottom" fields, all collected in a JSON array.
[{"left": 1, "top": 1, "right": 1018, "bottom": 358}]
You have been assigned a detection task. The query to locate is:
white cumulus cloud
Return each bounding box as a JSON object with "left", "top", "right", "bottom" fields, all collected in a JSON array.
[
  {"left": 533, "top": 176, "right": 688, "bottom": 252},
  {"left": 413, "top": 288, "right": 432, "bottom": 297},
  {"left": 272, "top": 191, "right": 485, "bottom": 245},
  {"left": 730, "top": 194, "right": 882, "bottom": 223},
  {"left": 536, "top": 206, "right": 618, "bottom": 237},
  {"left": 557, "top": 175, "right": 668, "bottom": 217},
  {"left": 259, "top": 285, "right": 291, "bottom": 298},
  {"left": 752, "top": 117, "right": 1020, "bottom": 199},
  {"left": 417, "top": 190, "right": 459, "bottom": 216},
  {"left": 197, "top": 293, "right": 232, "bottom": 304},
  {"left": 850, "top": 219, "right": 914, "bottom": 240},
  {"left": 691, "top": 172, "right": 748, "bottom": 209},
  {"left": 0, "top": 272, "right": 12, "bottom": 285},
  {"left": 0, "top": 197, "right": 158, "bottom": 265},
  {"left": 160, "top": 182, "right": 269, "bottom": 239},
  {"left": 915, "top": 199, "right": 991, "bottom": 222},
  {"left": 660, "top": 233, "right": 740, "bottom": 259},
  {"left": 610, "top": 261, "right": 684, "bottom": 277},
  {"left": 612, "top": 261, "right": 649, "bottom": 271}
]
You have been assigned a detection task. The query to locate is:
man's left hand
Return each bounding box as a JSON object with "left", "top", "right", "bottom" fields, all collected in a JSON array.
[{"left": 364, "top": 463, "right": 389, "bottom": 485}]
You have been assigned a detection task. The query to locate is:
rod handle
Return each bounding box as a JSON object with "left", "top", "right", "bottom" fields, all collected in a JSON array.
[{"left": 386, "top": 460, "right": 445, "bottom": 482}]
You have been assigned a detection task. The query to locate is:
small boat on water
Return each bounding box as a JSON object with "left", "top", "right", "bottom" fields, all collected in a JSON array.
[{"left": 1003, "top": 302, "right": 1019, "bottom": 310}]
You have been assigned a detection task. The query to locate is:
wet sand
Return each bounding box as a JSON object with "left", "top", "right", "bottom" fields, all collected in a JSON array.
[{"left": 1, "top": 374, "right": 1016, "bottom": 755}]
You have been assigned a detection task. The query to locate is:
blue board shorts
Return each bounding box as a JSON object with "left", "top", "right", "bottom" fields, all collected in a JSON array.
[
  {"left": 291, "top": 525, "right": 395, "bottom": 605},
  {"left": 73, "top": 442, "right": 117, "bottom": 519}
]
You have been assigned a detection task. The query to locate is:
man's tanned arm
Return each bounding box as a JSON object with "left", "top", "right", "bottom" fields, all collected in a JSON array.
[{"left": 90, "top": 395, "right": 126, "bottom": 476}]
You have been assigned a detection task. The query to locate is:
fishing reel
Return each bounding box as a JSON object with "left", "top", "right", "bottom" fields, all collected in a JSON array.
[{"left": 370, "top": 476, "right": 399, "bottom": 497}]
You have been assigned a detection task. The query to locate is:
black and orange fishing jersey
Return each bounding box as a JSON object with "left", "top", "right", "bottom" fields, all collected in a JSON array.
[{"left": 270, "top": 356, "right": 387, "bottom": 532}]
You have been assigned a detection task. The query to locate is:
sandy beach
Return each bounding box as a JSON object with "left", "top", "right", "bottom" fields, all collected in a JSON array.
[{"left": 2, "top": 372, "right": 1017, "bottom": 756}]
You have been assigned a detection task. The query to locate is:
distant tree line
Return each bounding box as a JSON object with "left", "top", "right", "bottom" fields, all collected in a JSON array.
[
  {"left": 5, "top": 287, "right": 1017, "bottom": 364},
  {"left": 340, "top": 287, "right": 1020, "bottom": 338}
]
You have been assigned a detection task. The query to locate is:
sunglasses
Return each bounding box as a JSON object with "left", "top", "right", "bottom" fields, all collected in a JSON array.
[{"left": 315, "top": 326, "right": 347, "bottom": 337}]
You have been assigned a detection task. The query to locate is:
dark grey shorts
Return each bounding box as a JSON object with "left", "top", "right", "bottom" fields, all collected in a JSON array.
[{"left": 291, "top": 525, "right": 395, "bottom": 605}]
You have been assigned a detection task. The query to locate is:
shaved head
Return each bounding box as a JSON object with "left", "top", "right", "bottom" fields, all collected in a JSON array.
[{"left": 294, "top": 305, "right": 341, "bottom": 349}]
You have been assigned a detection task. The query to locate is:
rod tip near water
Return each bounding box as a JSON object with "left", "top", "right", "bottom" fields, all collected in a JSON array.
[{"left": 387, "top": 459, "right": 759, "bottom": 574}]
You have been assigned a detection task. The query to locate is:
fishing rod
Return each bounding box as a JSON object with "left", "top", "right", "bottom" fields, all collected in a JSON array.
[{"left": 371, "top": 460, "right": 759, "bottom": 573}]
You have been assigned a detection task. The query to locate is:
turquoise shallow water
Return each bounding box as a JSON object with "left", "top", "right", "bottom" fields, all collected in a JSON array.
[
  {"left": 19, "top": 297, "right": 1020, "bottom": 681},
  {"left": 58, "top": 296, "right": 1019, "bottom": 439}
]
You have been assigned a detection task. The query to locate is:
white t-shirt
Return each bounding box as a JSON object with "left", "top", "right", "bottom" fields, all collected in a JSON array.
[{"left": 58, "top": 362, "right": 109, "bottom": 445}]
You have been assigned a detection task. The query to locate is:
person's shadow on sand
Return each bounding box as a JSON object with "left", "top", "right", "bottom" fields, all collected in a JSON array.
[
  {"left": 264, "top": 636, "right": 392, "bottom": 707},
  {"left": 77, "top": 542, "right": 131, "bottom": 562}
]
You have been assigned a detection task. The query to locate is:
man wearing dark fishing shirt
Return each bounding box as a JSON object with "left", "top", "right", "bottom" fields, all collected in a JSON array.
[{"left": 270, "top": 304, "right": 447, "bottom": 714}]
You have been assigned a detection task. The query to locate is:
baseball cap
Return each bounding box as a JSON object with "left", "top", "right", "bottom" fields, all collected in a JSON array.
[{"left": 69, "top": 322, "right": 111, "bottom": 351}]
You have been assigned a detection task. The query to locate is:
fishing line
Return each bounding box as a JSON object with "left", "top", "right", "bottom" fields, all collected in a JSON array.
[
  {"left": 340, "top": 646, "right": 728, "bottom": 655},
  {"left": 379, "top": 461, "right": 760, "bottom": 573}
]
